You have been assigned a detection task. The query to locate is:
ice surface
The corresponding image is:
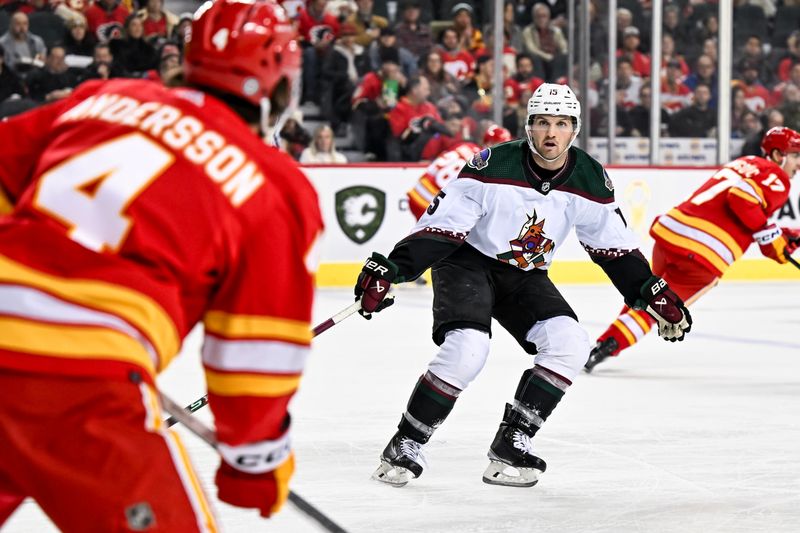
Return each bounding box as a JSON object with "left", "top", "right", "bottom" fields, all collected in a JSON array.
[{"left": 6, "top": 282, "right": 800, "bottom": 532}]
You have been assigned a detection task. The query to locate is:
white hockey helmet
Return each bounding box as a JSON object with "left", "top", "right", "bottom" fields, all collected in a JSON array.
[{"left": 525, "top": 83, "right": 581, "bottom": 161}]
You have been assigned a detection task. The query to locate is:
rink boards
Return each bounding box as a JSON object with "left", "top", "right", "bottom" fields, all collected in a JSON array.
[{"left": 304, "top": 164, "right": 800, "bottom": 286}]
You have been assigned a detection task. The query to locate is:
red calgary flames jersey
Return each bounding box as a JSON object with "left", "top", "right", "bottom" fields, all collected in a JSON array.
[
  {"left": 650, "top": 156, "right": 791, "bottom": 276},
  {"left": 407, "top": 142, "right": 480, "bottom": 220},
  {"left": 0, "top": 79, "right": 323, "bottom": 445}
]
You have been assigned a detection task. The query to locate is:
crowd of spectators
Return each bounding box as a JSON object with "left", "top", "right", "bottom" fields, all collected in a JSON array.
[{"left": 3, "top": 0, "right": 800, "bottom": 162}]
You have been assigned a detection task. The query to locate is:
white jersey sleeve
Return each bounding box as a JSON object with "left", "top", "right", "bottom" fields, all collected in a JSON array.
[{"left": 410, "top": 177, "right": 485, "bottom": 237}]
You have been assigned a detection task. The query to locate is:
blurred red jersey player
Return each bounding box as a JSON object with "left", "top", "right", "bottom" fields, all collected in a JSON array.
[{"left": 0, "top": 1, "right": 323, "bottom": 530}]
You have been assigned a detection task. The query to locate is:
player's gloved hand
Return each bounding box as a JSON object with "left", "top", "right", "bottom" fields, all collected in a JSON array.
[
  {"left": 753, "top": 223, "right": 790, "bottom": 264},
  {"left": 215, "top": 432, "right": 294, "bottom": 518},
  {"left": 636, "top": 276, "right": 692, "bottom": 342},
  {"left": 782, "top": 226, "right": 800, "bottom": 256},
  {"left": 354, "top": 252, "right": 398, "bottom": 319}
]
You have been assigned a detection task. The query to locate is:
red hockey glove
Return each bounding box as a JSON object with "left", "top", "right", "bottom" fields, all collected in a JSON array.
[
  {"left": 782, "top": 226, "right": 800, "bottom": 256},
  {"left": 354, "top": 252, "right": 398, "bottom": 319},
  {"left": 215, "top": 433, "right": 294, "bottom": 518},
  {"left": 753, "top": 223, "right": 789, "bottom": 264},
  {"left": 636, "top": 276, "right": 692, "bottom": 342}
]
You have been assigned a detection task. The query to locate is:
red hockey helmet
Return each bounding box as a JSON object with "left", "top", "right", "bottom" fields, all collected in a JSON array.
[
  {"left": 483, "top": 124, "right": 512, "bottom": 145},
  {"left": 761, "top": 126, "right": 800, "bottom": 156},
  {"left": 184, "top": 0, "right": 300, "bottom": 110}
]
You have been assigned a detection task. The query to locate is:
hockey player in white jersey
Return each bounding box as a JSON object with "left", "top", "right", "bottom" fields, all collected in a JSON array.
[{"left": 353, "top": 83, "right": 693, "bottom": 488}]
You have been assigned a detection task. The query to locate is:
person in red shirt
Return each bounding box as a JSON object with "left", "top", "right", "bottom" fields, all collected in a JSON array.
[
  {"left": 0, "top": 0, "right": 323, "bottom": 529},
  {"left": 388, "top": 75, "right": 444, "bottom": 161},
  {"left": 136, "top": 0, "right": 179, "bottom": 42},
  {"left": 586, "top": 127, "right": 800, "bottom": 372},
  {"left": 296, "top": 0, "right": 340, "bottom": 44},
  {"left": 734, "top": 60, "right": 772, "bottom": 113},
  {"left": 84, "top": 0, "right": 130, "bottom": 42},
  {"left": 616, "top": 26, "right": 651, "bottom": 79},
  {"left": 436, "top": 26, "right": 475, "bottom": 82}
]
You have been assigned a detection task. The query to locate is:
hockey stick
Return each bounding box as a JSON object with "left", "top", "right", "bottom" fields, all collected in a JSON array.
[
  {"left": 165, "top": 298, "right": 365, "bottom": 427},
  {"left": 786, "top": 249, "right": 800, "bottom": 269},
  {"left": 159, "top": 394, "right": 349, "bottom": 533}
]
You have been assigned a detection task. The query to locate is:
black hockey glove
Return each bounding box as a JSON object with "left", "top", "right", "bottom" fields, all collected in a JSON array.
[
  {"left": 635, "top": 276, "right": 692, "bottom": 342},
  {"left": 354, "top": 252, "right": 398, "bottom": 319}
]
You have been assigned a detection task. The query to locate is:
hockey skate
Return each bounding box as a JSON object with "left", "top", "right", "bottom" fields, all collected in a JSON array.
[
  {"left": 482, "top": 424, "right": 546, "bottom": 488},
  {"left": 372, "top": 432, "right": 427, "bottom": 487},
  {"left": 583, "top": 337, "right": 618, "bottom": 373}
]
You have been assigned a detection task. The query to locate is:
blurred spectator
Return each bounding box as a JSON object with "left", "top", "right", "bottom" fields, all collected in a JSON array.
[
  {"left": 740, "top": 108, "right": 785, "bottom": 156},
  {"left": 663, "top": 4, "right": 690, "bottom": 56},
  {"left": 388, "top": 75, "right": 444, "bottom": 161},
  {"left": 171, "top": 13, "right": 192, "bottom": 51},
  {"left": 450, "top": 2, "right": 483, "bottom": 55},
  {"left": 297, "top": 0, "right": 340, "bottom": 45},
  {"left": 347, "top": 0, "right": 388, "bottom": 48},
  {"left": 278, "top": 115, "right": 312, "bottom": 160},
  {"left": 460, "top": 54, "right": 495, "bottom": 120},
  {"left": 771, "top": 63, "right": 800, "bottom": 107},
  {"left": 436, "top": 26, "right": 474, "bottom": 82},
  {"left": 352, "top": 49, "right": 402, "bottom": 160},
  {"left": 26, "top": 44, "right": 80, "bottom": 102},
  {"left": 615, "top": 7, "right": 634, "bottom": 48},
  {"left": 629, "top": 84, "right": 669, "bottom": 138},
  {"left": 83, "top": 41, "right": 126, "bottom": 80},
  {"left": 684, "top": 54, "right": 718, "bottom": 109},
  {"left": 62, "top": 17, "right": 96, "bottom": 60},
  {"left": 735, "top": 109, "right": 762, "bottom": 139},
  {"left": 84, "top": 0, "right": 130, "bottom": 42},
  {"left": 521, "top": 3, "right": 567, "bottom": 81},
  {"left": 616, "top": 26, "right": 650, "bottom": 79},
  {"left": 660, "top": 59, "right": 692, "bottom": 114},
  {"left": 321, "top": 22, "right": 367, "bottom": 136},
  {"left": 137, "top": 0, "right": 178, "bottom": 42},
  {"left": 419, "top": 110, "right": 472, "bottom": 160},
  {"left": 300, "top": 124, "right": 348, "bottom": 163},
  {"left": 0, "top": 11, "right": 46, "bottom": 71},
  {"left": 143, "top": 41, "right": 181, "bottom": 82},
  {"left": 111, "top": 14, "right": 157, "bottom": 75},
  {"left": 300, "top": 26, "right": 336, "bottom": 107},
  {"left": 0, "top": 44, "right": 26, "bottom": 102},
  {"left": 368, "top": 26, "right": 416, "bottom": 78},
  {"left": 505, "top": 52, "right": 544, "bottom": 110},
  {"left": 325, "top": 0, "right": 356, "bottom": 21},
  {"left": 418, "top": 50, "right": 459, "bottom": 103},
  {"left": 393, "top": 0, "right": 433, "bottom": 58},
  {"left": 668, "top": 83, "right": 716, "bottom": 137},
  {"left": 730, "top": 86, "right": 749, "bottom": 136},
  {"left": 734, "top": 59, "right": 771, "bottom": 113},
  {"left": 778, "top": 84, "right": 800, "bottom": 130},
  {"left": 612, "top": 86, "right": 634, "bottom": 136},
  {"left": 690, "top": 14, "right": 718, "bottom": 60},
  {"left": 776, "top": 30, "right": 800, "bottom": 83},
  {"left": 483, "top": 1, "right": 523, "bottom": 55},
  {"left": 660, "top": 34, "right": 689, "bottom": 78},
  {"left": 617, "top": 56, "right": 643, "bottom": 109},
  {"left": 734, "top": 35, "right": 771, "bottom": 87}
]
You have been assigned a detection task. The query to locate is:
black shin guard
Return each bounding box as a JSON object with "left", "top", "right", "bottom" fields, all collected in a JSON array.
[
  {"left": 504, "top": 365, "right": 571, "bottom": 437},
  {"left": 397, "top": 371, "right": 461, "bottom": 443}
]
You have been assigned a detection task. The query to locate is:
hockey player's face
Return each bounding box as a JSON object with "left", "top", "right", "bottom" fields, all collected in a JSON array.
[
  {"left": 529, "top": 115, "right": 574, "bottom": 158},
  {"left": 782, "top": 152, "right": 800, "bottom": 177}
]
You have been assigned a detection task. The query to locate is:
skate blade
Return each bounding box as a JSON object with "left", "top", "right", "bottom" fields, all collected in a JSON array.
[
  {"left": 371, "top": 461, "right": 413, "bottom": 487},
  {"left": 481, "top": 460, "right": 540, "bottom": 488}
]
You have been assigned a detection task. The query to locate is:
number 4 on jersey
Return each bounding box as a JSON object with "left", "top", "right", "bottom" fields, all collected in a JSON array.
[{"left": 34, "top": 133, "right": 174, "bottom": 252}]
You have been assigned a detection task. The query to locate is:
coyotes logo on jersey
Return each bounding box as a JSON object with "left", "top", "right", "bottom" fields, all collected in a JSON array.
[{"left": 497, "top": 210, "right": 555, "bottom": 269}]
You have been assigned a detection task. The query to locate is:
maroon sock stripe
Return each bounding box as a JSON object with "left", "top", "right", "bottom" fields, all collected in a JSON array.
[{"left": 422, "top": 371, "right": 461, "bottom": 400}]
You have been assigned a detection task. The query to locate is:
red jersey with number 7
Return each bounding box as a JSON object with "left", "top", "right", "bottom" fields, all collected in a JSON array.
[
  {"left": 0, "top": 78, "right": 323, "bottom": 445},
  {"left": 650, "top": 156, "right": 791, "bottom": 276}
]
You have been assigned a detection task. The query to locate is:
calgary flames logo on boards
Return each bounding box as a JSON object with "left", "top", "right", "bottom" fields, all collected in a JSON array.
[{"left": 496, "top": 211, "right": 555, "bottom": 269}]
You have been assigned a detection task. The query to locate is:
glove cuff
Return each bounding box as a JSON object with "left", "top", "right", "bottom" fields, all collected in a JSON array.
[
  {"left": 753, "top": 223, "right": 781, "bottom": 245},
  {"left": 218, "top": 431, "right": 291, "bottom": 475},
  {"left": 367, "top": 251, "right": 399, "bottom": 280},
  {"left": 639, "top": 275, "right": 667, "bottom": 300}
]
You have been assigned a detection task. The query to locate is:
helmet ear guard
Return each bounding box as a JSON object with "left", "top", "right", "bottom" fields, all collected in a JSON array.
[{"left": 525, "top": 83, "right": 582, "bottom": 162}]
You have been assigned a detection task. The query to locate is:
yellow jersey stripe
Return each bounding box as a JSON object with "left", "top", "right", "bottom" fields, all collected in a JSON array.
[
  {"left": 0, "top": 316, "right": 156, "bottom": 375},
  {"left": 203, "top": 311, "right": 312, "bottom": 344},
  {"left": 0, "top": 254, "right": 179, "bottom": 366},
  {"left": 408, "top": 189, "right": 430, "bottom": 211},
  {"left": 666, "top": 209, "right": 743, "bottom": 257},
  {"left": 651, "top": 223, "right": 731, "bottom": 273},
  {"left": 205, "top": 369, "right": 301, "bottom": 397},
  {"left": 741, "top": 178, "right": 766, "bottom": 206},
  {"left": 420, "top": 177, "right": 440, "bottom": 195},
  {"left": 165, "top": 431, "right": 218, "bottom": 532},
  {"left": 0, "top": 187, "right": 13, "bottom": 215},
  {"left": 729, "top": 187, "right": 762, "bottom": 206},
  {"left": 629, "top": 309, "right": 652, "bottom": 333}
]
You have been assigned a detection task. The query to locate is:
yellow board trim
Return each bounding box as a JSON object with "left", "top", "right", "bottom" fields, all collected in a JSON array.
[
  {"left": 203, "top": 311, "right": 312, "bottom": 344},
  {"left": 666, "top": 208, "right": 743, "bottom": 257},
  {"left": 205, "top": 369, "right": 301, "bottom": 397},
  {"left": 314, "top": 258, "right": 799, "bottom": 287},
  {"left": 0, "top": 254, "right": 179, "bottom": 367},
  {"left": 0, "top": 316, "right": 155, "bottom": 374},
  {"left": 651, "top": 223, "right": 731, "bottom": 273}
]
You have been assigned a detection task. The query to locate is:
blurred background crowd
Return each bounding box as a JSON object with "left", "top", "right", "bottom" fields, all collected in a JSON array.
[{"left": 1, "top": 0, "right": 799, "bottom": 163}]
